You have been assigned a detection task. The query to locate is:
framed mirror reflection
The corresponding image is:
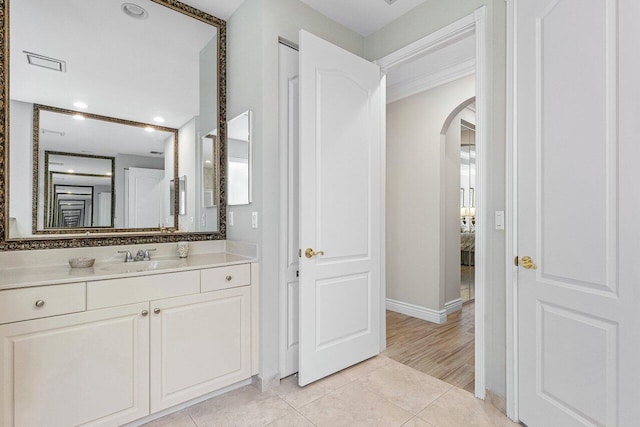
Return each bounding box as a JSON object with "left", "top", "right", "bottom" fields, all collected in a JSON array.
[
  {"left": 2, "top": 0, "right": 227, "bottom": 248},
  {"left": 33, "top": 105, "right": 178, "bottom": 234},
  {"left": 44, "top": 151, "right": 116, "bottom": 229},
  {"left": 227, "top": 111, "right": 252, "bottom": 206}
]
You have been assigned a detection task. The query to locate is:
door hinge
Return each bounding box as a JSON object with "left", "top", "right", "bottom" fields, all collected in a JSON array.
[
  {"left": 514, "top": 256, "right": 519, "bottom": 267},
  {"left": 296, "top": 270, "right": 299, "bottom": 278},
  {"left": 298, "top": 249, "right": 301, "bottom": 258}
]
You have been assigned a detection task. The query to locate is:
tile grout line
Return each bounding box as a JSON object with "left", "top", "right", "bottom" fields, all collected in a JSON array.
[
  {"left": 412, "top": 387, "right": 455, "bottom": 425},
  {"left": 353, "top": 360, "right": 453, "bottom": 418},
  {"left": 277, "top": 394, "right": 319, "bottom": 426},
  {"left": 187, "top": 410, "right": 199, "bottom": 427}
]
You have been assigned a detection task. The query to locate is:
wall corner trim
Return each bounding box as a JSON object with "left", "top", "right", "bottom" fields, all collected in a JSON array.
[
  {"left": 386, "top": 298, "right": 447, "bottom": 324},
  {"left": 444, "top": 298, "right": 463, "bottom": 314}
]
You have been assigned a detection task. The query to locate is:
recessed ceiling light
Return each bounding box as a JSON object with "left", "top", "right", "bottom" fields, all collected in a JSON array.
[
  {"left": 144, "top": 126, "right": 155, "bottom": 133},
  {"left": 153, "top": 116, "right": 165, "bottom": 123},
  {"left": 106, "top": 172, "right": 113, "bottom": 176},
  {"left": 67, "top": 169, "right": 75, "bottom": 173},
  {"left": 122, "top": 3, "right": 149, "bottom": 20},
  {"left": 73, "top": 101, "right": 88, "bottom": 109},
  {"left": 72, "top": 114, "right": 85, "bottom": 121}
]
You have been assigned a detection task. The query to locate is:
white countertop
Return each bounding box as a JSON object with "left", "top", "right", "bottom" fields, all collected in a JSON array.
[{"left": 0, "top": 252, "right": 256, "bottom": 291}]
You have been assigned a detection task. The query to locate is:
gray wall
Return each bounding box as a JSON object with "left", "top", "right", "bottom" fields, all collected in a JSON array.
[
  {"left": 227, "top": 0, "right": 364, "bottom": 384},
  {"left": 386, "top": 75, "right": 474, "bottom": 311},
  {"left": 365, "top": 0, "right": 508, "bottom": 397},
  {"left": 8, "top": 100, "right": 33, "bottom": 237}
]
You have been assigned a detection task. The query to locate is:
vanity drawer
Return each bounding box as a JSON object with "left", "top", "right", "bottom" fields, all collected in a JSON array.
[
  {"left": 0, "top": 282, "right": 86, "bottom": 325},
  {"left": 201, "top": 264, "right": 251, "bottom": 292},
  {"left": 87, "top": 270, "right": 200, "bottom": 310}
]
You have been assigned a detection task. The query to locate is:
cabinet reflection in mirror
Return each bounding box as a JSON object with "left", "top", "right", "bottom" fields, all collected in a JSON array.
[
  {"left": 227, "top": 111, "right": 252, "bottom": 206},
  {"left": 32, "top": 105, "right": 178, "bottom": 234},
  {"left": 5, "top": 0, "right": 226, "bottom": 243}
]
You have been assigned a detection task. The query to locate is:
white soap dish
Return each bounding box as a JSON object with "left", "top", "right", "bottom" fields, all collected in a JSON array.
[{"left": 69, "top": 257, "right": 95, "bottom": 268}]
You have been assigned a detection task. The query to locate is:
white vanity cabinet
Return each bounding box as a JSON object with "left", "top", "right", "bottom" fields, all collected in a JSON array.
[
  {"left": 0, "top": 302, "right": 150, "bottom": 427},
  {"left": 0, "top": 261, "right": 257, "bottom": 427},
  {"left": 150, "top": 286, "right": 251, "bottom": 412}
]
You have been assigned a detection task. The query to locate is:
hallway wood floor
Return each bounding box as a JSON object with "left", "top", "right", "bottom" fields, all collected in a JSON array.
[{"left": 384, "top": 301, "right": 475, "bottom": 392}]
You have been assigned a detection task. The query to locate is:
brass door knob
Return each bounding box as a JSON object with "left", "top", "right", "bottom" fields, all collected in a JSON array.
[
  {"left": 521, "top": 256, "right": 538, "bottom": 270},
  {"left": 305, "top": 248, "right": 325, "bottom": 259}
]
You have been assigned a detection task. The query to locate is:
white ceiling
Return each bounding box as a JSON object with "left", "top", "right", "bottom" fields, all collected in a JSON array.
[
  {"left": 11, "top": 0, "right": 217, "bottom": 128},
  {"left": 299, "top": 0, "right": 429, "bottom": 36},
  {"left": 40, "top": 110, "right": 174, "bottom": 158},
  {"left": 48, "top": 154, "right": 113, "bottom": 176},
  {"left": 182, "top": 0, "right": 246, "bottom": 20},
  {"left": 181, "top": 0, "right": 427, "bottom": 36}
]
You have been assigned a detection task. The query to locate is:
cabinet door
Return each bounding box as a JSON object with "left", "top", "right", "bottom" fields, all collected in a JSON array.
[
  {"left": 150, "top": 287, "right": 251, "bottom": 412},
  {"left": 0, "top": 302, "right": 150, "bottom": 427}
]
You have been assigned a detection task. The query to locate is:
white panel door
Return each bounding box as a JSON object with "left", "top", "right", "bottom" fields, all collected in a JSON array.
[
  {"left": 279, "top": 42, "right": 300, "bottom": 378},
  {"left": 516, "top": 1, "right": 640, "bottom": 425},
  {"left": 150, "top": 288, "right": 251, "bottom": 412},
  {"left": 127, "top": 167, "right": 164, "bottom": 228},
  {"left": 0, "top": 303, "right": 150, "bottom": 427},
  {"left": 298, "top": 31, "right": 383, "bottom": 386},
  {"left": 98, "top": 192, "right": 111, "bottom": 227}
]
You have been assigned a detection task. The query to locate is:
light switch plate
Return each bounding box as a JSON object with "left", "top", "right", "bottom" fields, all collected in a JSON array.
[
  {"left": 251, "top": 212, "right": 258, "bottom": 229},
  {"left": 495, "top": 211, "right": 505, "bottom": 230}
]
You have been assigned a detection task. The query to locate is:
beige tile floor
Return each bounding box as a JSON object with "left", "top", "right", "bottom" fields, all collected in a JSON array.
[{"left": 143, "top": 356, "right": 518, "bottom": 427}]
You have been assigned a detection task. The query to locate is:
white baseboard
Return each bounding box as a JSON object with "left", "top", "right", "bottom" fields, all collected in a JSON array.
[
  {"left": 253, "top": 373, "right": 281, "bottom": 392},
  {"left": 386, "top": 298, "right": 447, "bottom": 324},
  {"left": 445, "top": 298, "right": 463, "bottom": 314}
]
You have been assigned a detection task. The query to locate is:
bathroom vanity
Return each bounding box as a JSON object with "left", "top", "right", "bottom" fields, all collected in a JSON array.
[{"left": 0, "top": 251, "right": 258, "bottom": 427}]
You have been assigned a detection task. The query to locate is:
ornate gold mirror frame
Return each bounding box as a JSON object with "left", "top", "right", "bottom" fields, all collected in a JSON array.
[{"left": 0, "top": 0, "right": 227, "bottom": 250}]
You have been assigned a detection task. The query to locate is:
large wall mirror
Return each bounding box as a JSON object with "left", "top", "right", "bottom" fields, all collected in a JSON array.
[{"left": 2, "top": 0, "right": 227, "bottom": 249}]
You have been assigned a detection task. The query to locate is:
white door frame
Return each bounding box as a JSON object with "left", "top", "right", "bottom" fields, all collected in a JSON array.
[
  {"left": 375, "top": 7, "right": 489, "bottom": 400},
  {"left": 504, "top": 0, "right": 518, "bottom": 421}
]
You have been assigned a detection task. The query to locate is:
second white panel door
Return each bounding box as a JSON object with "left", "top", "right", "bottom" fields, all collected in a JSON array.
[{"left": 298, "top": 31, "right": 383, "bottom": 386}]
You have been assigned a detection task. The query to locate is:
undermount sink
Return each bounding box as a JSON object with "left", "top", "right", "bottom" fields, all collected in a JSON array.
[{"left": 98, "top": 259, "right": 185, "bottom": 274}]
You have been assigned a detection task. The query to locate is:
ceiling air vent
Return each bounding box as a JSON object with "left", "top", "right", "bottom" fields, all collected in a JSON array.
[
  {"left": 41, "top": 129, "right": 65, "bottom": 137},
  {"left": 24, "top": 51, "right": 67, "bottom": 72},
  {"left": 149, "top": 151, "right": 164, "bottom": 155}
]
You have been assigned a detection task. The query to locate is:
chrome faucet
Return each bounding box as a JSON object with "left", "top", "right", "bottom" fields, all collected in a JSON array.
[
  {"left": 118, "top": 248, "right": 156, "bottom": 262},
  {"left": 135, "top": 248, "right": 157, "bottom": 261},
  {"left": 117, "top": 250, "right": 134, "bottom": 263}
]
